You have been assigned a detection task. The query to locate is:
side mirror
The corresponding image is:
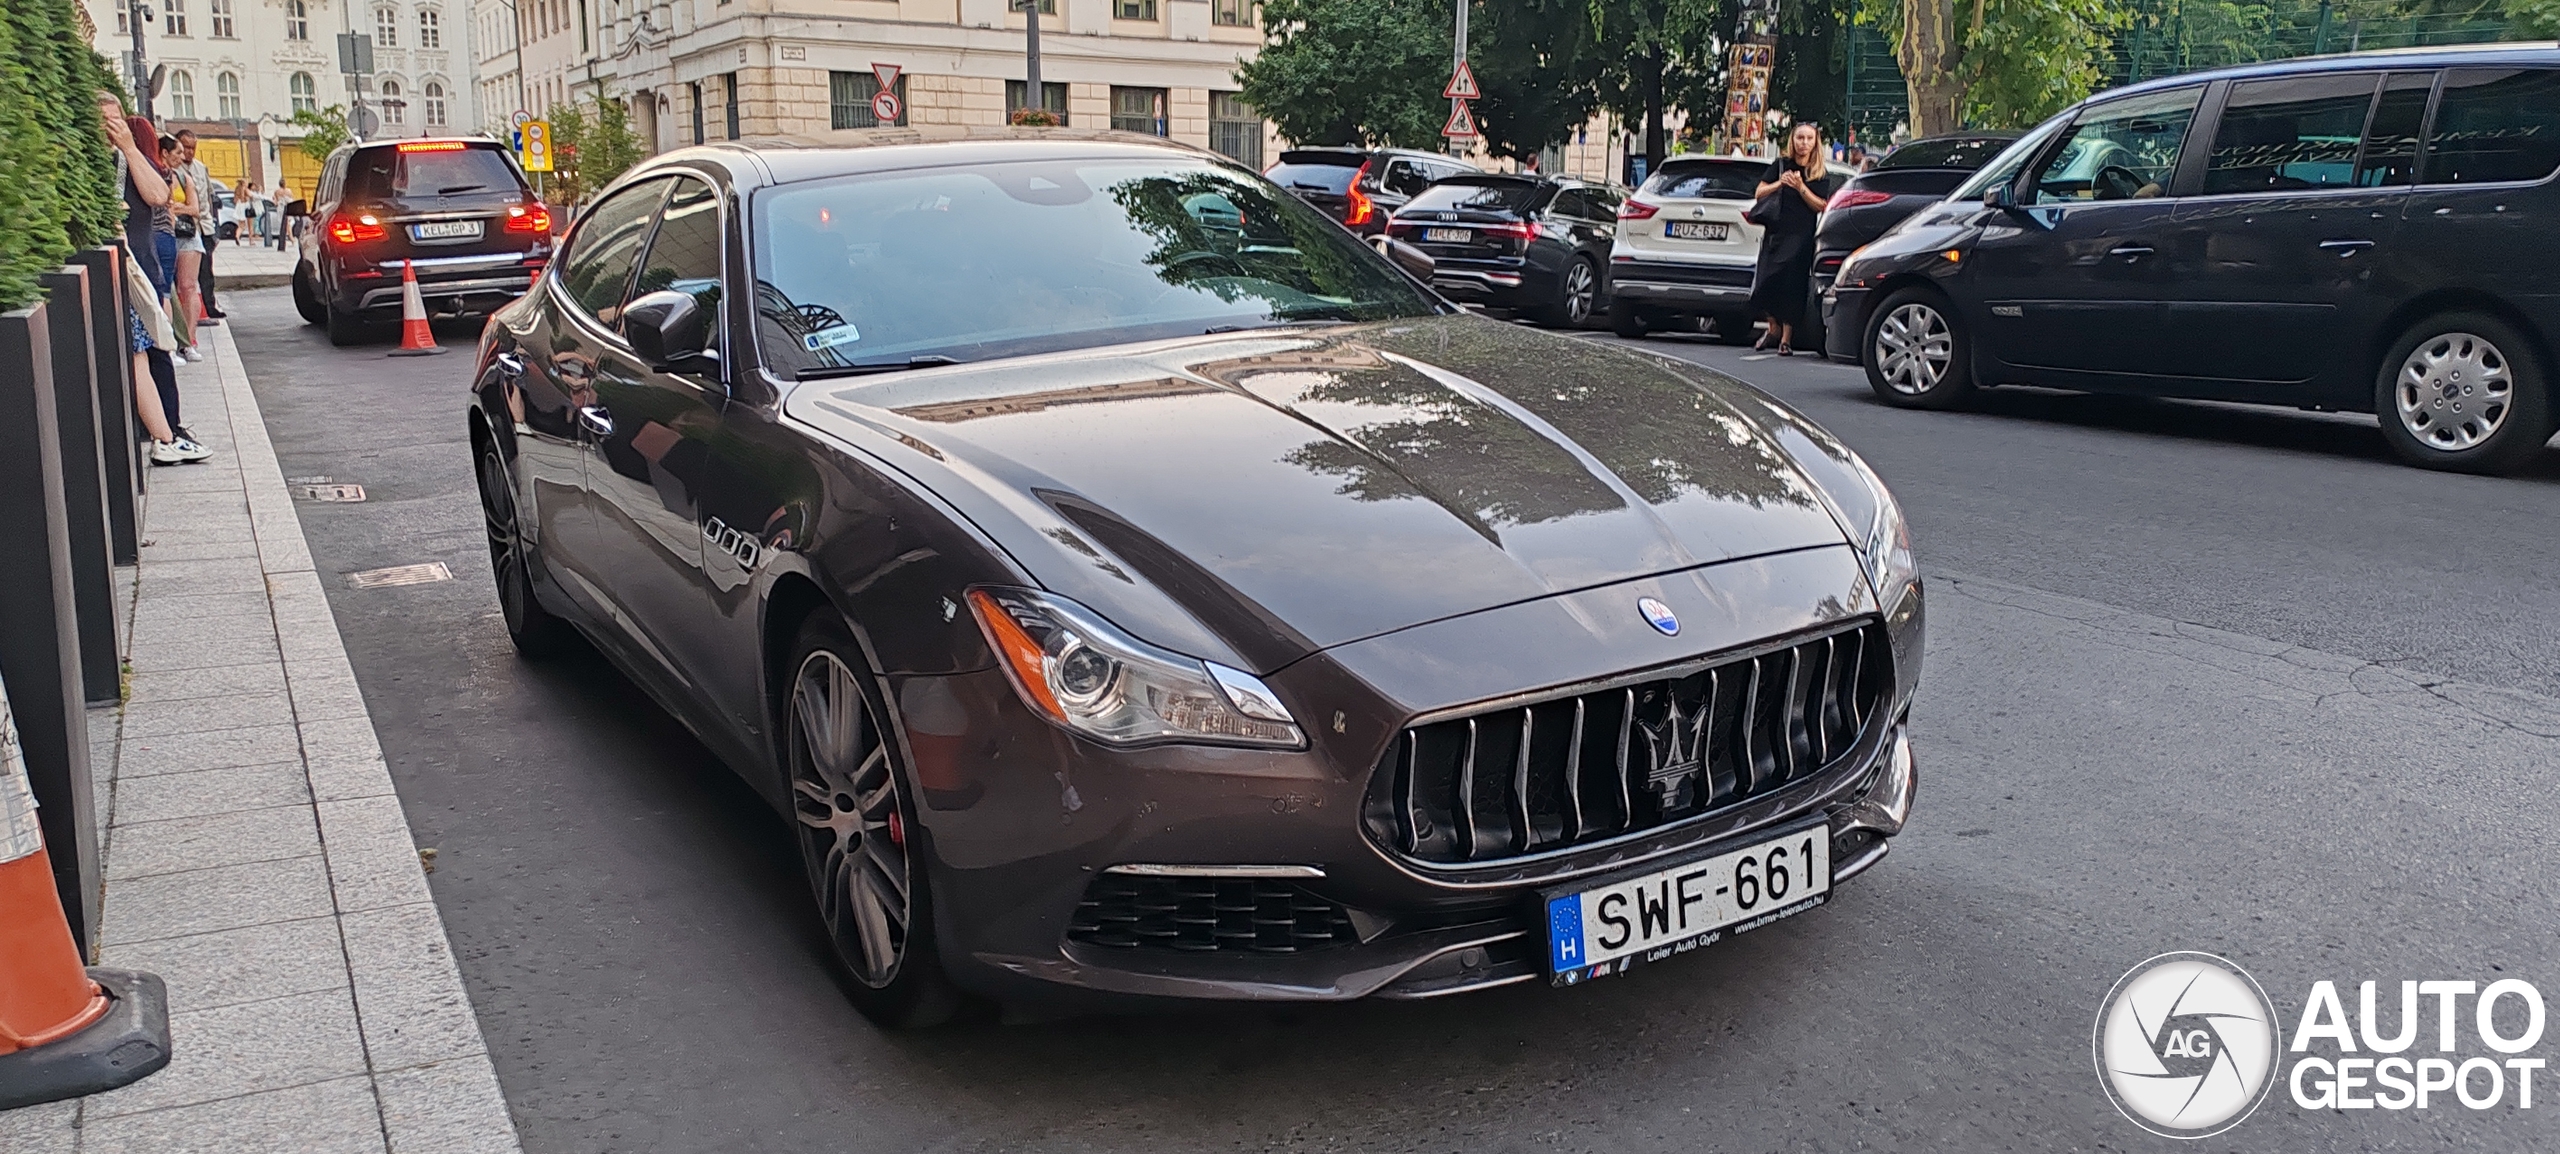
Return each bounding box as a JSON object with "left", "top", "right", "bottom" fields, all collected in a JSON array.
[
  {"left": 1982, "top": 182, "right": 2018, "bottom": 211},
  {"left": 622, "top": 289, "right": 717, "bottom": 372},
  {"left": 1381, "top": 237, "right": 1436, "bottom": 282},
  {"left": 285, "top": 199, "right": 309, "bottom": 218}
]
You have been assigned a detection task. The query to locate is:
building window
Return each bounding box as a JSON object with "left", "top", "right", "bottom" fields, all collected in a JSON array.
[
  {"left": 1211, "top": 0, "right": 1251, "bottom": 24},
  {"left": 287, "top": 0, "right": 309, "bottom": 39},
  {"left": 210, "top": 0, "right": 235, "bottom": 37},
  {"left": 381, "top": 79, "right": 404, "bottom": 124},
  {"left": 419, "top": 9, "right": 442, "bottom": 47},
  {"left": 114, "top": 0, "right": 127, "bottom": 34},
  {"left": 217, "top": 72, "right": 242, "bottom": 119},
  {"left": 377, "top": 7, "right": 399, "bottom": 47},
  {"left": 1114, "top": 0, "right": 1156, "bottom": 18},
  {"left": 424, "top": 80, "right": 446, "bottom": 126},
  {"left": 164, "top": 0, "right": 188, "bottom": 36},
  {"left": 1005, "top": 80, "right": 1068, "bottom": 124},
  {"left": 1110, "top": 86, "right": 1167, "bottom": 136},
  {"left": 1209, "top": 92, "right": 1260, "bottom": 166},
  {"left": 290, "top": 71, "right": 316, "bottom": 113},
  {"left": 829, "top": 71, "right": 907, "bottom": 130},
  {"left": 169, "top": 71, "right": 196, "bottom": 118},
  {"left": 1012, "top": 0, "right": 1058, "bottom": 13},
  {"left": 724, "top": 72, "right": 738, "bottom": 138},
  {"left": 689, "top": 81, "right": 704, "bottom": 144}
]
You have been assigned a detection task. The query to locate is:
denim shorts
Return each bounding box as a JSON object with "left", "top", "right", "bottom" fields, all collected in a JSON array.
[
  {"left": 175, "top": 232, "right": 205, "bottom": 254},
  {"left": 149, "top": 232, "right": 178, "bottom": 296}
]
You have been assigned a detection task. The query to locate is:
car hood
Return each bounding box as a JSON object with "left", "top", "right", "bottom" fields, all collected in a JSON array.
[{"left": 786, "top": 313, "right": 1851, "bottom": 673}]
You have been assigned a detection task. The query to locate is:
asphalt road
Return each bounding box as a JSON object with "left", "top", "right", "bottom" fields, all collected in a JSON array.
[{"left": 223, "top": 287, "right": 2560, "bottom": 1153}]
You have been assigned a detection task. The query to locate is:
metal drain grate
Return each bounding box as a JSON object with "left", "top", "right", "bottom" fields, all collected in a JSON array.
[
  {"left": 347, "top": 562, "right": 452, "bottom": 589},
  {"left": 293, "top": 483, "right": 366, "bottom": 502}
]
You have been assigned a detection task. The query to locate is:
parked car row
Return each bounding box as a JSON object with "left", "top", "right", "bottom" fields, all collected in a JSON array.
[{"left": 1827, "top": 43, "right": 2559, "bottom": 475}]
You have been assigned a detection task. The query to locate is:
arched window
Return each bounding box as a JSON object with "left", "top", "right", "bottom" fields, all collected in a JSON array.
[
  {"left": 216, "top": 72, "right": 241, "bottom": 120},
  {"left": 418, "top": 8, "right": 441, "bottom": 47},
  {"left": 381, "top": 79, "right": 404, "bottom": 125},
  {"left": 290, "top": 71, "right": 316, "bottom": 114},
  {"left": 286, "top": 0, "right": 308, "bottom": 39},
  {"left": 376, "top": 6, "right": 399, "bottom": 47},
  {"left": 423, "top": 80, "right": 447, "bottom": 126},
  {"left": 168, "top": 71, "right": 196, "bottom": 118}
]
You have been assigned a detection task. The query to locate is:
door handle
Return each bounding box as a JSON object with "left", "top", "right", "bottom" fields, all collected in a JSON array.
[
  {"left": 2107, "top": 244, "right": 2154, "bottom": 259},
  {"left": 493, "top": 351, "right": 526, "bottom": 378},
  {"left": 2318, "top": 238, "right": 2376, "bottom": 255},
  {"left": 577, "top": 405, "right": 614, "bottom": 437}
]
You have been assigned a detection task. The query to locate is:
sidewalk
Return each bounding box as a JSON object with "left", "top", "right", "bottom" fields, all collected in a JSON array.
[
  {"left": 0, "top": 321, "right": 520, "bottom": 1152},
  {"left": 210, "top": 241, "right": 296, "bottom": 291}
]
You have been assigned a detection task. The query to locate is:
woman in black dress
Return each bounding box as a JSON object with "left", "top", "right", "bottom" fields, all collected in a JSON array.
[{"left": 1748, "top": 122, "right": 1841, "bottom": 355}]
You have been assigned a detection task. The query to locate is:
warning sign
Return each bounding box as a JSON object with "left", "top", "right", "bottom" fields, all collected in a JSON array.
[
  {"left": 1443, "top": 60, "right": 1481, "bottom": 100},
  {"left": 1443, "top": 100, "right": 1478, "bottom": 139}
]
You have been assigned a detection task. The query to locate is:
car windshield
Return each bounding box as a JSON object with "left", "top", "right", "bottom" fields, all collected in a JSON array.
[
  {"left": 1876, "top": 136, "right": 2015, "bottom": 171},
  {"left": 1400, "top": 178, "right": 1542, "bottom": 214},
  {"left": 1640, "top": 161, "right": 1762, "bottom": 200},
  {"left": 1947, "top": 116, "right": 2074, "bottom": 201},
  {"left": 750, "top": 156, "right": 1438, "bottom": 374},
  {"left": 345, "top": 145, "right": 523, "bottom": 201}
]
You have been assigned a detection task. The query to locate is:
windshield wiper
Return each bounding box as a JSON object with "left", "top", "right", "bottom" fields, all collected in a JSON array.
[
  {"left": 796, "top": 355, "right": 962, "bottom": 381},
  {"left": 436, "top": 184, "right": 489, "bottom": 194},
  {"left": 1203, "top": 319, "right": 1349, "bottom": 335}
]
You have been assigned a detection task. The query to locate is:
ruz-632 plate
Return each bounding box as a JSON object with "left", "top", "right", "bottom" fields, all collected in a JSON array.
[{"left": 1544, "top": 821, "right": 1831, "bottom": 987}]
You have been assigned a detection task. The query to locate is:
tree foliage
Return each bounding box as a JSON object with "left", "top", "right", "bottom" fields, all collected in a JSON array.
[
  {"left": 0, "top": 0, "right": 121, "bottom": 310},
  {"left": 545, "top": 85, "right": 646, "bottom": 205},
  {"left": 1470, "top": 0, "right": 1603, "bottom": 161},
  {"left": 1236, "top": 0, "right": 1451, "bottom": 148},
  {"left": 292, "top": 105, "right": 352, "bottom": 161}
]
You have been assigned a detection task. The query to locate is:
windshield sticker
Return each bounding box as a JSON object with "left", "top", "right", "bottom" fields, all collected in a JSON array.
[{"left": 802, "top": 324, "right": 862, "bottom": 352}]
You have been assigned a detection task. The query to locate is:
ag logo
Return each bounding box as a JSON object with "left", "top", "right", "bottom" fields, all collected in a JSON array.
[{"left": 2094, "top": 952, "right": 2279, "bottom": 1139}]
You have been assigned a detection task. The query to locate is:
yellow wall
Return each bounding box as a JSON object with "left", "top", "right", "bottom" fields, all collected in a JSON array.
[
  {"left": 278, "top": 149, "right": 323, "bottom": 204},
  {"left": 195, "top": 138, "right": 249, "bottom": 189}
]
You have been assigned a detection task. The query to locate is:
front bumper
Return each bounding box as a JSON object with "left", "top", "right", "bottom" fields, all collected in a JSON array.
[{"left": 905, "top": 546, "right": 1925, "bottom": 1008}]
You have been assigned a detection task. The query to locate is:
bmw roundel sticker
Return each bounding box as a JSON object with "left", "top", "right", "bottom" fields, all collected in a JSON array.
[{"left": 1638, "top": 596, "right": 1679, "bottom": 636}]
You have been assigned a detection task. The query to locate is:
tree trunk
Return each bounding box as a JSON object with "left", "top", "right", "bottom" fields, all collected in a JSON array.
[
  {"left": 1898, "top": 0, "right": 1967, "bottom": 137},
  {"left": 1642, "top": 46, "right": 1665, "bottom": 173}
]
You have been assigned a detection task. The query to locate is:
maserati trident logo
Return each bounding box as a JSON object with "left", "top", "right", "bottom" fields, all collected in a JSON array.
[
  {"left": 1637, "top": 692, "right": 1708, "bottom": 812},
  {"left": 1638, "top": 596, "right": 1679, "bottom": 636},
  {"left": 2095, "top": 952, "right": 2280, "bottom": 1139}
]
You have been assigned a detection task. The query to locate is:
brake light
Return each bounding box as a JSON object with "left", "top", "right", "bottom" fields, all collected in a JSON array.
[
  {"left": 397, "top": 140, "right": 470, "bottom": 152},
  {"left": 1827, "top": 189, "right": 1893, "bottom": 211},
  {"left": 505, "top": 204, "right": 552, "bottom": 234},
  {"left": 327, "top": 213, "right": 387, "bottom": 244},
  {"left": 1483, "top": 219, "right": 1537, "bottom": 241},
  {"left": 1345, "top": 160, "right": 1376, "bottom": 226},
  {"left": 1617, "top": 199, "right": 1661, "bottom": 220}
]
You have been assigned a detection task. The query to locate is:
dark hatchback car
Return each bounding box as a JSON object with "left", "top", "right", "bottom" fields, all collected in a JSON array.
[
  {"left": 1266, "top": 147, "right": 1479, "bottom": 237},
  {"left": 469, "top": 126, "right": 1923, "bottom": 1027},
  {"left": 1827, "top": 45, "right": 2560, "bottom": 473},
  {"left": 1804, "top": 133, "right": 2018, "bottom": 350},
  {"left": 1385, "top": 174, "right": 1628, "bottom": 326},
  {"left": 291, "top": 137, "right": 553, "bottom": 346}
]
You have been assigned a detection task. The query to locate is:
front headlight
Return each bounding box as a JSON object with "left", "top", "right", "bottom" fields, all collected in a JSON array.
[
  {"left": 967, "top": 587, "right": 1305, "bottom": 749},
  {"left": 1844, "top": 451, "right": 1917, "bottom": 607}
]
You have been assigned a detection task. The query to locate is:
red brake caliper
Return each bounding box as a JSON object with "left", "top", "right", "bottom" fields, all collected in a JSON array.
[{"left": 887, "top": 810, "right": 905, "bottom": 848}]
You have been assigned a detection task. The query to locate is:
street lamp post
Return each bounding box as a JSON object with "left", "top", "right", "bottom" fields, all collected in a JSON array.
[{"left": 129, "top": 0, "right": 154, "bottom": 117}]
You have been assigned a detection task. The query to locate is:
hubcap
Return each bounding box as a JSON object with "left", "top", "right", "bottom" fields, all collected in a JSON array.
[
  {"left": 1874, "top": 303, "right": 1952, "bottom": 394},
  {"left": 2395, "top": 331, "right": 2512, "bottom": 451},
  {"left": 1564, "top": 262, "right": 1594, "bottom": 324},
  {"left": 789, "top": 650, "right": 910, "bottom": 988},
  {"left": 477, "top": 449, "right": 528, "bottom": 630}
]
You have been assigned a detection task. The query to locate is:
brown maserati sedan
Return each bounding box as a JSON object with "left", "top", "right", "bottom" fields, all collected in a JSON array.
[{"left": 466, "top": 126, "right": 1925, "bottom": 1027}]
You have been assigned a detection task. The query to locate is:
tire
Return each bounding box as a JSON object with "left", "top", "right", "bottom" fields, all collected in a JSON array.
[
  {"left": 474, "top": 439, "right": 576, "bottom": 659},
  {"left": 1543, "top": 257, "right": 1600, "bottom": 328},
  {"left": 292, "top": 268, "right": 326, "bottom": 325},
  {"left": 2374, "top": 311, "right": 2554, "bottom": 475},
  {"left": 1710, "top": 313, "right": 1759, "bottom": 346},
  {"left": 1863, "top": 286, "right": 1975, "bottom": 409},
  {"left": 326, "top": 303, "right": 369, "bottom": 347},
  {"left": 1608, "top": 298, "right": 1651, "bottom": 339},
  {"left": 783, "top": 614, "right": 962, "bottom": 1029}
]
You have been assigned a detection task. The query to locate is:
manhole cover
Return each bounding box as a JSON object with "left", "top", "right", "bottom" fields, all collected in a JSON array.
[
  {"left": 294, "top": 483, "right": 367, "bottom": 502},
  {"left": 347, "top": 562, "right": 452, "bottom": 589}
]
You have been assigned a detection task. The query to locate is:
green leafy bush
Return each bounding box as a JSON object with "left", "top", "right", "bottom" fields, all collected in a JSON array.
[{"left": 0, "top": 0, "right": 121, "bottom": 310}]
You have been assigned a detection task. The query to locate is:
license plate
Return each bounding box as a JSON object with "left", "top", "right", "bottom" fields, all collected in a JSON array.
[
  {"left": 1666, "top": 221, "right": 1730, "bottom": 241},
  {"left": 1422, "top": 227, "right": 1472, "bottom": 243},
  {"left": 1544, "top": 823, "right": 1831, "bottom": 986},
  {"left": 412, "top": 220, "right": 483, "bottom": 240}
]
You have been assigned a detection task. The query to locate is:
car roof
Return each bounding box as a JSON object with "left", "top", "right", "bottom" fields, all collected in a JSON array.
[
  {"left": 2091, "top": 41, "right": 2560, "bottom": 107},
  {"left": 651, "top": 125, "right": 1230, "bottom": 187}
]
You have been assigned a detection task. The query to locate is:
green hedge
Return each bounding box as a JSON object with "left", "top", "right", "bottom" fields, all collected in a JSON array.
[{"left": 0, "top": 0, "right": 123, "bottom": 312}]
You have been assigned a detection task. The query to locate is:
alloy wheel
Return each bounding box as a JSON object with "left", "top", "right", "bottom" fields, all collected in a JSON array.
[
  {"left": 477, "top": 448, "right": 529, "bottom": 632},
  {"left": 789, "top": 650, "right": 911, "bottom": 989},
  {"left": 1875, "top": 303, "right": 1951, "bottom": 394},
  {"left": 2395, "top": 332, "right": 2512, "bottom": 451},
  {"left": 1563, "top": 261, "right": 1596, "bottom": 325}
]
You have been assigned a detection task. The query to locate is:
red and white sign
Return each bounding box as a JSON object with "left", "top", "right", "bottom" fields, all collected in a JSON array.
[
  {"left": 1443, "top": 59, "right": 1481, "bottom": 100},
  {"left": 872, "top": 62, "right": 903, "bottom": 89},
  {"left": 871, "top": 90, "right": 903, "bottom": 123},
  {"left": 1443, "top": 100, "right": 1478, "bottom": 139}
]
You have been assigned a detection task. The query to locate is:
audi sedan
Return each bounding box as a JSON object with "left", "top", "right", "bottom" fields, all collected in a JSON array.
[{"left": 467, "top": 126, "right": 1925, "bottom": 1027}]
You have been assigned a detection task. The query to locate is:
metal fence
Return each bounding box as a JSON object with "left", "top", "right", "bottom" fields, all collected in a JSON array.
[{"left": 1840, "top": 0, "right": 2538, "bottom": 146}]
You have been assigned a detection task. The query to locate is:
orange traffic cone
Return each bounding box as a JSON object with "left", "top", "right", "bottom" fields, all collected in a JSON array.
[
  {"left": 388, "top": 259, "right": 447, "bottom": 357},
  {"left": 0, "top": 684, "right": 170, "bottom": 1108}
]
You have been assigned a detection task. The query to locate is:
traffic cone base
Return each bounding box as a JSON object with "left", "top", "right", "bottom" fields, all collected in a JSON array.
[{"left": 389, "top": 260, "right": 449, "bottom": 357}]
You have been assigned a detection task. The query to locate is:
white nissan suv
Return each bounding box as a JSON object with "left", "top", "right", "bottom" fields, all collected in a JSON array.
[{"left": 1605, "top": 156, "right": 1767, "bottom": 343}]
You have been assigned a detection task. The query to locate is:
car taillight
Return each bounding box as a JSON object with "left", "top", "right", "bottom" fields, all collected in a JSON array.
[
  {"left": 1827, "top": 189, "right": 1893, "bottom": 211},
  {"left": 1483, "top": 220, "right": 1537, "bottom": 241},
  {"left": 1617, "top": 199, "right": 1661, "bottom": 220},
  {"left": 327, "top": 213, "right": 387, "bottom": 244},
  {"left": 1345, "top": 161, "right": 1376, "bottom": 226},
  {"left": 506, "top": 204, "right": 552, "bottom": 234}
]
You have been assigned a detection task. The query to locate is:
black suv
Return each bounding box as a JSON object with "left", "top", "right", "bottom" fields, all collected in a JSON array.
[
  {"left": 291, "top": 137, "right": 553, "bottom": 346},
  {"left": 1827, "top": 45, "right": 2560, "bottom": 474},
  {"left": 1385, "top": 174, "right": 1627, "bottom": 327},
  {"left": 1267, "top": 147, "right": 1479, "bottom": 237}
]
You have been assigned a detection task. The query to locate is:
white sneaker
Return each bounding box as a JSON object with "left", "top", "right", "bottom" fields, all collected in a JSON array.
[
  {"left": 179, "top": 345, "right": 205, "bottom": 363},
  {"left": 149, "top": 438, "right": 212, "bottom": 465}
]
